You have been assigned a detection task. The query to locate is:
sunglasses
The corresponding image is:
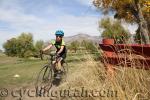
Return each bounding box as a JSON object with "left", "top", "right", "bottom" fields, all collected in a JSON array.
[{"left": 56, "top": 35, "right": 62, "bottom": 38}]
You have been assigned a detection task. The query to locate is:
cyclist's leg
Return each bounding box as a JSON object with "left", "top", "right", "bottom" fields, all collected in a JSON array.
[
  {"left": 57, "top": 57, "right": 63, "bottom": 71},
  {"left": 56, "top": 53, "right": 66, "bottom": 70},
  {"left": 61, "top": 53, "right": 66, "bottom": 66},
  {"left": 55, "top": 57, "right": 62, "bottom": 79},
  {"left": 55, "top": 54, "right": 66, "bottom": 79}
]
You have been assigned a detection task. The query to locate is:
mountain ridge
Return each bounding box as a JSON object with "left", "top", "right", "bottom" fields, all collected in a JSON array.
[{"left": 63, "top": 33, "right": 101, "bottom": 44}]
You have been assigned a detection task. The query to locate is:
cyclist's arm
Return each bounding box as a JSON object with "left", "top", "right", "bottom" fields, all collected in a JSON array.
[
  {"left": 57, "top": 46, "right": 64, "bottom": 55},
  {"left": 42, "top": 44, "right": 53, "bottom": 52}
]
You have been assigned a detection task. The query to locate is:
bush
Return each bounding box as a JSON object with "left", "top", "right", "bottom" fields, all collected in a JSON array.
[{"left": 99, "top": 18, "right": 131, "bottom": 44}]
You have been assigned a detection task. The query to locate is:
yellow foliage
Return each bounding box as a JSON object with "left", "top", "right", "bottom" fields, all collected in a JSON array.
[{"left": 93, "top": 0, "right": 149, "bottom": 21}]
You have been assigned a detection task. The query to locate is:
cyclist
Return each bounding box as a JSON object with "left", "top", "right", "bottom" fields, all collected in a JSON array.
[{"left": 42, "top": 30, "right": 67, "bottom": 79}]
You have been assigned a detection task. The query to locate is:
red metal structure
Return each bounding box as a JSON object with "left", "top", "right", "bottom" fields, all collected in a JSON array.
[{"left": 99, "top": 39, "right": 150, "bottom": 70}]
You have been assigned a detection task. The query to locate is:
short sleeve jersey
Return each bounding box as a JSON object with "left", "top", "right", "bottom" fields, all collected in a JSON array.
[{"left": 50, "top": 39, "right": 66, "bottom": 55}]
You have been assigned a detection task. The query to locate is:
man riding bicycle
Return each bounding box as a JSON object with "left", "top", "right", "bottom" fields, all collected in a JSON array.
[{"left": 41, "top": 30, "right": 67, "bottom": 79}]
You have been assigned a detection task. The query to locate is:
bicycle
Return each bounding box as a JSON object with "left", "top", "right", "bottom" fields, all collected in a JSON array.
[{"left": 35, "top": 51, "right": 68, "bottom": 89}]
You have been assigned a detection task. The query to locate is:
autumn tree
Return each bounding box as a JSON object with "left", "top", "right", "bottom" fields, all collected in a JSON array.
[{"left": 93, "top": 0, "right": 150, "bottom": 44}]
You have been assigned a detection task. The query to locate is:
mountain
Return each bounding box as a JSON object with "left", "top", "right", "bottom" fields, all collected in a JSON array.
[{"left": 64, "top": 33, "right": 101, "bottom": 45}]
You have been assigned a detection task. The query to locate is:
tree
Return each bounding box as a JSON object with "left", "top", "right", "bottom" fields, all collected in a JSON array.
[
  {"left": 68, "top": 41, "right": 80, "bottom": 53},
  {"left": 0, "top": 49, "right": 3, "bottom": 53},
  {"left": 3, "top": 33, "right": 35, "bottom": 58},
  {"left": 93, "top": 0, "right": 150, "bottom": 44},
  {"left": 100, "top": 18, "right": 130, "bottom": 43},
  {"left": 17, "top": 33, "right": 34, "bottom": 57},
  {"left": 3, "top": 38, "right": 18, "bottom": 56},
  {"left": 134, "top": 27, "right": 144, "bottom": 44},
  {"left": 34, "top": 40, "right": 44, "bottom": 57},
  {"left": 81, "top": 40, "right": 98, "bottom": 52},
  {"left": 35, "top": 40, "right": 44, "bottom": 51}
]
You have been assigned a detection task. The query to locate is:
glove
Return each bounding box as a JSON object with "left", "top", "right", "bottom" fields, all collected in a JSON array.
[{"left": 40, "top": 50, "right": 43, "bottom": 54}]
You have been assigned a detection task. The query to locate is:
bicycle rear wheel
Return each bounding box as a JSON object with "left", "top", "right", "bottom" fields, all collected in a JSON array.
[
  {"left": 62, "top": 62, "right": 68, "bottom": 81},
  {"left": 35, "top": 64, "right": 53, "bottom": 88}
]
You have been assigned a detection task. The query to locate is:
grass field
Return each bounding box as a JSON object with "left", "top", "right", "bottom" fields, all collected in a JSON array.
[
  {"left": 0, "top": 53, "right": 150, "bottom": 100},
  {"left": 0, "top": 53, "right": 43, "bottom": 87},
  {"left": 0, "top": 53, "right": 91, "bottom": 87}
]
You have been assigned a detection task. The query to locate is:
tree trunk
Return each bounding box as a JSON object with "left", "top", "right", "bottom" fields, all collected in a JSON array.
[{"left": 137, "top": 3, "right": 150, "bottom": 44}]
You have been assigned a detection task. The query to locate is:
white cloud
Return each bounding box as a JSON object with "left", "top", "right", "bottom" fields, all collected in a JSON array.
[
  {"left": 0, "top": 3, "right": 101, "bottom": 50},
  {"left": 0, "top": 5, "right": 138, "bottom": 50},
  {"left": 0, "top": 8, "right": 44, "bottom": 28},
  {"left": 0, "top": 0, "right": 138, "bottom": 50},
  {"left": 55, "top": 15, "right": 100, "bottom": 35},
  {"left": 122, "top": 22, "right": 138, "bottom": 34},
  {"left": 76, "top": 0, "right": 93, "bottom": 6}
]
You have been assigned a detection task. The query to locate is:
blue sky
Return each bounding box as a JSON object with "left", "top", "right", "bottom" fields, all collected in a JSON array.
[{"left": 0, "top": 0, "right": 137, "bottom": 50}]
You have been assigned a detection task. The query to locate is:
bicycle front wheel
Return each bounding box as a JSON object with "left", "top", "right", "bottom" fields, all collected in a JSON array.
[{"left": 35, "top": 64, "right": 53, "bottom": 88}]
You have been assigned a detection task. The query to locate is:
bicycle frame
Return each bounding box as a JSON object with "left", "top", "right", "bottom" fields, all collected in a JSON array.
[
  {"left": 35, "top": 52, "right": 68, "bottom": 94},
  {"left": 40, "top": 51, "right": 68, "bottom": 69}
]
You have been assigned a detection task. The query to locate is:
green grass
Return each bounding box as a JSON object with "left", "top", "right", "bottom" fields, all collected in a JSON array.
[
  {"left": 0, "top": 54, "right": 45, "bottom": 87},
  {"left": 0, "top": 53, "right": 86, "bottom": 87}
]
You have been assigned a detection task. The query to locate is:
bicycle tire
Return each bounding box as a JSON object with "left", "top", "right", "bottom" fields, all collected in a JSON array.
[
  {"left": 35, "top": 64, "right": 53, "bottom": 88},
  {"left": 62, "top": 62, "right": 68, "bottom": 81}
]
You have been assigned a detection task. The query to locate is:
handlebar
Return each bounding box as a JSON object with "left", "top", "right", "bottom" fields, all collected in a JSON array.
[{"left": 39, "top": 50, "right": 58, "bottom": 60}]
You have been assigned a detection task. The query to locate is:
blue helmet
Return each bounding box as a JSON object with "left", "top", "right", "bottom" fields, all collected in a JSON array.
[{"left": 55, "top": 30, "right": 64, "bottom": 36}]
